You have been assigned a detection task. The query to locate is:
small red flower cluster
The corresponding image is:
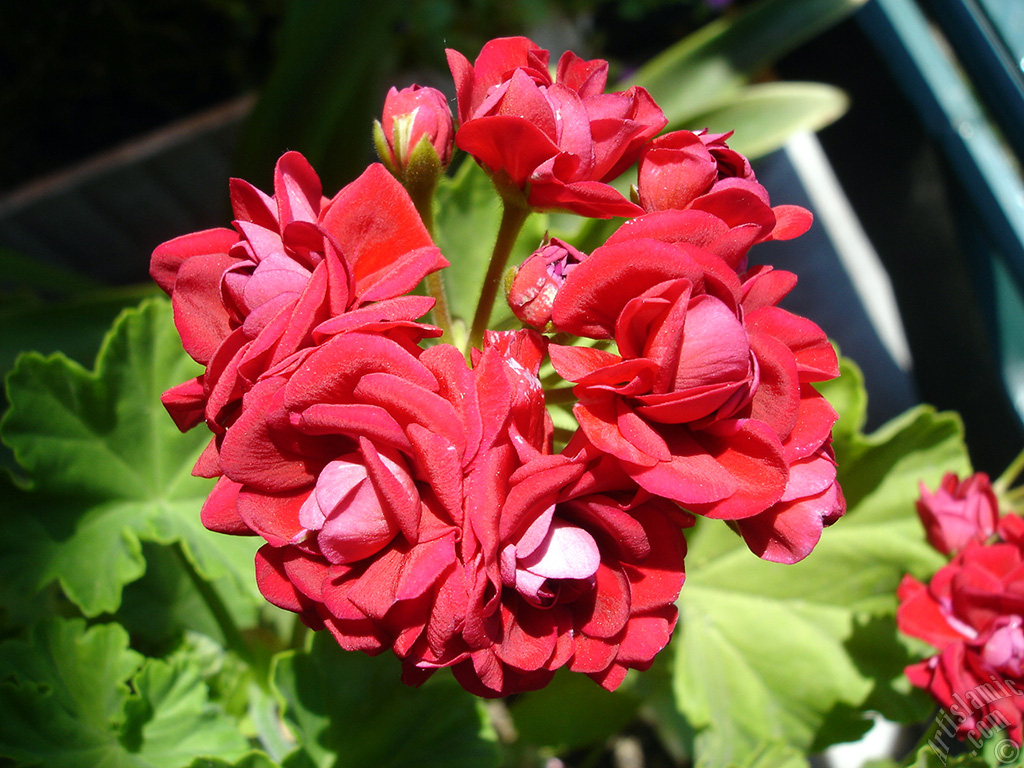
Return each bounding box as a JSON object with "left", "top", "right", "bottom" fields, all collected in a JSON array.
[
  {"left": 898, "top": 472, "right": 1024, "bottom": 746},
  {"left": 154, "top": 36, "right": 843, "bottom": 696}
]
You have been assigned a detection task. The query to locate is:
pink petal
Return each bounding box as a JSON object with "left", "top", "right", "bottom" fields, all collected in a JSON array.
[
  {"left": 520, "top": 519, "right": 600, "bottom": 580},
  {"left": 318, "top": 478, "right": 399, "bottom": 564}
]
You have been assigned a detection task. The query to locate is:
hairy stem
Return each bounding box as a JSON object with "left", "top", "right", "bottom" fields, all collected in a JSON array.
[
  {"left": 469, "top": 199, "right": 530, "bottom": 351},
  {"left": 406, "top": 177, "right": 454, "bottom": 342},
  {"left": 995, "top": 444, "right": 1024, "bottom": 495},
  {"left": 544, "top": 386, "right": 578, "bottom": 404}
]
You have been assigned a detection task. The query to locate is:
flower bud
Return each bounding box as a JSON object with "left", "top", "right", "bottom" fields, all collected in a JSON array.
[
  {"left": 916, "top": 471, "right": 1000, "bottom": 555},
  {"left": 506, "top": 238, "right": 585, "bottom": 330},
  {"left": 374, "top": 85, "right": 454, "bottom": 179}
]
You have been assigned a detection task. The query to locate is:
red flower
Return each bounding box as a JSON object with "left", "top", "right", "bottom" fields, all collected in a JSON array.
[
  {"left": 210, "top": 332, "right": 503, "bottom": 665},
  {"left": 916, "top": 472, "right": 1000, "bottom": 555},
  {"left": 449, "top": 449, "right": 691, "bottom": 696},
  {"left": 150, "top": 153, "right": 446, "bottom": 469},
  {"left": 447, "top": 36, "right": 666, "bottom": 218},
  {"left": 204, "top": 327, "right": 688, "bottom": 694},
  {"left": 548, "top": 228, "right": 842, "bottom": 562},
  {"left": 634, "top": 130, "right": 813, "bottom": 270},
  {"left": 377, "top": 85, "right": 454, "bottom": 174},
  {"left": 898, "top": 515, "right": 1024, "bottom": 746}
]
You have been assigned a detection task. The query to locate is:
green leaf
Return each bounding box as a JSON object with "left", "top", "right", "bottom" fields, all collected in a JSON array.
[
  {"left": 188, "top": 755, "right": 281, "bottom": 768},
  {"left": 115, "top": 543, "right": 260, "bottom": 653},
  {"left": 626, "top": 0, "right": 868, "bottom": 125},
  {"left": 121, "top": 652, "right": 251, "bottom": 766},
  {"left": 272, "top": 633, "right": 499, "bottom": 768},
  {"left": 815, "top": 354, "right": 868, "bottom": 462},
  {"left": 726, "top": 741, "right": 810, "bottom": 768},
  {"left": 433, "top": 159, "right": 547, "bottom": 332},
  {"left": 677, "top": 569, "right": 871, "bottom": 765},
  {"left": 0, "top": 298, "right": 262, "bottom": 617},
  {"left": 675, "top": 401, "right": 970, "bottom": 765},
  {"left": 0, "top": 620, "right": 143, "bottom": 762},
  {"left": 902, "top": 744, "right": 990, "bottom": 767},
  {"left": 0, "top": 618, "right": 250, "bottom": 768},
  {"left": 0, "top": 284, "right": 161, "bottom": 387},
  {"left": 509, "top": 669, "right": 641, "bottom": 754},
  {"left": 683, "top": 82, "right": 849, "bottom": 160}
]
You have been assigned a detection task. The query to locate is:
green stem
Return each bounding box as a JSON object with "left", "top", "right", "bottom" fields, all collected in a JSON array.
[
  {"left": 995, "top": 445, "right": 1024, "bottom": 495},
  {"left": 405, "top": 176, "right": 454, "bottom": 343},
  {"left": 544, "top": 386, "right": 577, "bottom": 405},
  {"left": 469, "top": 199, "right": 531, "bottom": 351},
  {"left": 553, "top": 426, "right": 577, "bottom": 445},
  {"left": 1005, "top": 484, "right": 1024, "bottom": 509},
  {"left": 425, "top": 271, "right": 453, "bottom": 342},
  {"left": 173, "top": 542, "right": 253, "bottom": 666}
]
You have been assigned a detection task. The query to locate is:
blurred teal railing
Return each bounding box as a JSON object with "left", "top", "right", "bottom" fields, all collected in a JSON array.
[{"left": 860, "top": 0, "right": 1024, "bottom": 422}]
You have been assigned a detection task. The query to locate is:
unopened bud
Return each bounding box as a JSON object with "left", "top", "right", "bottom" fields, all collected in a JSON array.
[
  {"left": 506, "top": 238, "right": 586, "bottom": 330},
  {"left": 375, "top": 85, "right": 454, "bottom": 179}
]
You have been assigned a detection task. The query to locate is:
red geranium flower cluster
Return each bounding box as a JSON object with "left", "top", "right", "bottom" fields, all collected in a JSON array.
[
  {"left": 898, "top": 471, "right": 1024, "bottom": 746},
  {"left": 154, "top": 36, "right": 844, "bottom": 696}
]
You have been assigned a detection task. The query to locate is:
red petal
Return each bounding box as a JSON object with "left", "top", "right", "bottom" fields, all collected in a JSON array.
[
  {"left": 614, "top": 607, "right": 678, "bottom": 667},
  {"left": 200, "top": 476, "right": 252, "bottom": 535},
  {"left": 897, "top": 573, "right": 965, "bottom": 649},
  {"left": 577, "top": 563, "right": 631, "bottom": 639},
  {"left": 552, "top": 239, "right": 713, "bottom": 338},
  {"left": 526, "top": 179, "right": 644, "bottom": 219},
  {"left": 255, "top": 545, "right": 313, "bottom": 614},
  {"left": 683, "top": 419, "right": 789, "bottom": 519},
  {"left": 740, "top": 266, "right": 798, "bottom": 312},
  {"left": 396, "top": 533, "right": 457, "bottom": 601},
  {"left": 171, "top": 251, "right": 239, "bottom": 364},
  {"left": 236, "top": 486, "right": 310, "bottom": 547},
  {"left": 150, "top": 227, "right": 239, "bottom": 296},
  {"left": 293, "top": 402, "right": 411, "bottom": 452},
  {"left": 769, "top": 204, "right": 813, "bottom": 240},
  {"left": 219, "top": 377, "right": 317, "bottom": 492},
  {"left": 495, "top": 599, "right": 559, "bottom": 671},
  {"left": 274, "top": 151, "right": 322, "bottom": 225},
  {"left": 319, "top": 164, "right": 444, "bottom": 303},
  {"left": 570, "top": 633, "right": 619, "bottom": 674},
  {"left": 161, "top": 377, "right": 206, "bottom": 433},
  {"left": 359, "top": 436, "right": 421, "bottom": 543},
  {"left": 456, "top": 115, "right": 560, "bottom": 187},
  {"left": 747, "top": 306, "right": 838, "bottom": 381},
  {"left": 556, "top": 49, "right": 608, "bottom": 96},
  {"left": 574, "top": 396, "right": 663, "bottom": 467},
  {"left": 747, "top": 329, "right": 801, "bottom": 441}
]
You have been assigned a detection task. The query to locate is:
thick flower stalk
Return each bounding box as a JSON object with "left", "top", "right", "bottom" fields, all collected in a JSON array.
[{"left": 153, "top": 34, "right": 845, "bottom": 696}]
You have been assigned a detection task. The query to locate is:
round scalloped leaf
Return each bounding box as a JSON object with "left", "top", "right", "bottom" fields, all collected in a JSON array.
[{"left": 0, "top": 298, "right": 261, "bottom": 617}]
